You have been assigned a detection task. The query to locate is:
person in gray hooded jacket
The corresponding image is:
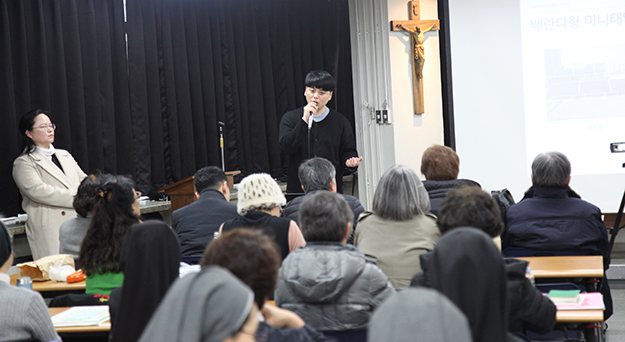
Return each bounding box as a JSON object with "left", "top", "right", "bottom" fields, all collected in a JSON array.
[{"left": 275, "top": 191, "right": 395, "bottom": 332}]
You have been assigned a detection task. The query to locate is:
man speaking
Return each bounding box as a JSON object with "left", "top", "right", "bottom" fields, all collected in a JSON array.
[{"left": 279, "top": 70, "right": 362, "bottom": 195}]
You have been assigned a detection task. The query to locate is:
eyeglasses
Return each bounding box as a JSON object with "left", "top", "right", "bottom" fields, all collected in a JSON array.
[
  {"left": 33, "top": 124, "right": 56, "bottom": 131},
  {"left": 134, "top": 191, "right": 142, "bottom": 199}
]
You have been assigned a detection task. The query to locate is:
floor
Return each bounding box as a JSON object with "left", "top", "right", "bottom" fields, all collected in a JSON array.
[
  {"left": 604, "top": 239, "right": 625, "bottom": 342},
  {"left": 605, "top": 281, "right": 625, "bottom": 342}
]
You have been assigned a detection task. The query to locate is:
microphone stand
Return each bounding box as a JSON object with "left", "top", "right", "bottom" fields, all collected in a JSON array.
[{"left": 218, "top": 121, "right": 226, "bottom": 171}]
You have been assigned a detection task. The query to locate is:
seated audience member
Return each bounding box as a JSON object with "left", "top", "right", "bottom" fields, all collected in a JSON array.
[
  {"left": 420, "top": 144, "right": 480, "bottom": 215},
  {"left": 354, "top": 165, "right": 439, "bottom": 289},
  {"left": 221, "top": 173, "right": 305, "bottom": 260},
  {"left": 79, "top": 174, "right": 141, "bottom": 295},
  {"left": 59, "top": 173, "right": 100, "bottom": 265},
  {"left": 503, "top": 151, "right": 612, "bottom": 319},
  {"left": 0, "top": 222, "right": 61, "bottom": 342},
  {"left": 109, "top": 220, "right": 181, "bottom": 342},
  {"left": 139, "top": 266, "right": 258, "bottom": 342},
  {"left": 172, "top": 166, "right": 238, "bottom": 260},
  {"left": 503, "top": 151, "right": 607, "bottom": 255},
  {"left": 275, "top": 191, "right": 395, "bottom": 332},
  {"left": 368, "top": 287, "right": 472, "bottom": 342},
  {"left": 282, "top": 157, "right": 364, "bottom": 244},
  {"left": 412, "top": 228, "right": 523, "bottom": 342},
  {"left": 438, "top": 184, "right": 505, "bottom": 249},
  {"left": 201, "top": 228, "right": 333, "bottom": 342},
  {"left": 435, "top": 186, "right": 556, "bottom": 335}
]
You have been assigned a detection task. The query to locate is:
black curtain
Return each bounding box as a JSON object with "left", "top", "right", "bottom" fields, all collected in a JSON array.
[
  {"left": 0, "top": 0, "right": 131, "bottom": 216},
  {"left": 0, "top": 0, "right": 354, "bottom": 215},
  {"left": 125, "top": 0, "right": 354, "bottom": 192}
]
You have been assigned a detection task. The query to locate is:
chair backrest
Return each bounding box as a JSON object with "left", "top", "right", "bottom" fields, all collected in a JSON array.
[{"left": 321, "top": 329, "right": 367, "bottom": 342}]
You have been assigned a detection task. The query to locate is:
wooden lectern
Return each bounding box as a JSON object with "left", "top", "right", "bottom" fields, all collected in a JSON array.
[{"left": 160, "top": 171, "right": 241, "bottom": 211}]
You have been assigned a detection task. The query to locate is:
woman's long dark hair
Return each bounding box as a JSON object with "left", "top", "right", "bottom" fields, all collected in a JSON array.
[
  {"left": 79, "top": 174, "right": 139, "bottom": 275},
  {"left": 18, "top": 109, "right": 48, "bottom": 155}
]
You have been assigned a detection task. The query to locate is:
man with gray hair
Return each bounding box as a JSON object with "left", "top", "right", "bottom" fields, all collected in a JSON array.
[
  {"left": 282, "top": 157, "right": 364, "bottom": 244},
  {"left": 503, "top": 151, "right": 611, "bottom": 319},
  {"left": 275, "top": 191, "right": 394, "bottom": 332},
  {"left": 503, "top": 151, "right": 607, "bottom": 255}
]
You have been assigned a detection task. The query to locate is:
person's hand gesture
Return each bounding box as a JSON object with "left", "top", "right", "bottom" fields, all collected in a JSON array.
[{"left": 345, "top": 157, "right": 363, "bottom": 168}]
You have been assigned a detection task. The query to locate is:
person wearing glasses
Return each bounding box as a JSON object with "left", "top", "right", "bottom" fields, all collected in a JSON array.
[{"left": 13, "top": 109, "right": 87, "bottom": 260}]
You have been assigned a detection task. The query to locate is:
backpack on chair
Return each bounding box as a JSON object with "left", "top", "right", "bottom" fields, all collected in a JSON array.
[{"left": 491, "top": 188, "right": 515, "bottom": 224}]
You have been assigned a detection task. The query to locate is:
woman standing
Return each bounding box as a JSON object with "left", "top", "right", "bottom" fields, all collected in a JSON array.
[{"left": 13, "top": 109, "right": 87, "bottom": 260}]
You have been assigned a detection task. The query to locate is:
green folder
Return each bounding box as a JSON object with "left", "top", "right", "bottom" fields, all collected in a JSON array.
[{"left": 547, "top": 289, "right": 581, "bottom": 298}]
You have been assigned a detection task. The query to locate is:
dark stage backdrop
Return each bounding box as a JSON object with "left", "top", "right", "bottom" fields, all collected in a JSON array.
[
  {"left": 0, "top": 0, "right": 354, "bottom": 216},
  {"left": 0, "top": 0, "right": 131, "bottom": 217}
]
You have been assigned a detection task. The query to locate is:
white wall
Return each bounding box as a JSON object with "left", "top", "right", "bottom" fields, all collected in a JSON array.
[
  {"left": 388, "top": 0, "right": 444, "bottom": 174},
  {"left": 448, "top": 0, "right": 529, "bottom": 199},
  {"left": 348, "top": 0, "right": 445, "bottom": 207}
]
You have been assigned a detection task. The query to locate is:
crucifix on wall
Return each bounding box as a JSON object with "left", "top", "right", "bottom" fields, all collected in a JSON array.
[{"left": 391, "top": 1, "right": 440, "bottom": 114}]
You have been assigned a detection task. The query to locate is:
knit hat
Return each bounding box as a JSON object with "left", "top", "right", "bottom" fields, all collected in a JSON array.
[
  {"left": 237, "top": 173, "right": 286, "bottom": 215},
  {"left": 0, "top": 222, "right": 12, "bottom": 267}
]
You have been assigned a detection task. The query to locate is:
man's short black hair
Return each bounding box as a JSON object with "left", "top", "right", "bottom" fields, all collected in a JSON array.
[
  {"left": 299, "top": 191, "right": 351, "bottom": 242},
  {"left": 305, "top": 70, "right": 336, "bottom": 92},
  {"left": 194, "top": 166, "right": 227, "bottom": 194},
  {"left": 437, "top": 186, "right": 504, "bottom": 238}
]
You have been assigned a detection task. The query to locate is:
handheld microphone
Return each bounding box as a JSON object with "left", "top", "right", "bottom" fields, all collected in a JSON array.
[{"left": 308, "top": 113, "right": 314, "bottom": 130}]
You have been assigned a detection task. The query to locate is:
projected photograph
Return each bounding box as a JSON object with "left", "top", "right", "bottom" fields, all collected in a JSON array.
[{"left": 545, "top": 45, "right": 625, "bottom": 120}]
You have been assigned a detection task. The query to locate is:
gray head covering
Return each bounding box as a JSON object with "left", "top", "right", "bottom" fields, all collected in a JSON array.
[
  {"left": 0, "top": 222, "right": 12, "bottom": 267},
  {"left": 368, "top": 288, "right": 472, "bottom": 342},
  {"left": 138, "top": 266, "right": 254, "bottom": 342}
]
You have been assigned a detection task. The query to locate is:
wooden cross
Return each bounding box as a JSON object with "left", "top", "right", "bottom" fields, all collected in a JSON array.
[{"left": 390, "top": 1, "right": 440, "bottom": 114}]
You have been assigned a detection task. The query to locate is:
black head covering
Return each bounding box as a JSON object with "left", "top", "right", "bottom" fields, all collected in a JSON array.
[
  {"left": 0, "top": 222, "right": 12, "bottom": 267},
  {"left": 368, "top": 287, "right": 472, "bottom": 342},
  {"left": 420, "top": 227, "right": 511, "bottom": 342},
  {"left": 110, "top": 220, "right": 181, "bottom": 342},
  {"left": 138, "top": 266, "right": 254, "bottom": 342}
]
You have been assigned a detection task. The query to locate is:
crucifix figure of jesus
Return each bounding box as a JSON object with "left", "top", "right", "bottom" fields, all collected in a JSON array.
[{"left": 391, "top": 1, "right": 440, "bottom": 114}]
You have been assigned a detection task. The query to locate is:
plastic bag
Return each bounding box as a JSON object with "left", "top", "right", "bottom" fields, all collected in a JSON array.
[{"left": 49, "top": 260, "right": 76, "bottom": 282}]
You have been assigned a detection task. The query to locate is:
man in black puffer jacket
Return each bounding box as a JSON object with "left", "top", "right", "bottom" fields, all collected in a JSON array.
[{"left": 503, "top": 151, "right": 612, "bottom": 319}]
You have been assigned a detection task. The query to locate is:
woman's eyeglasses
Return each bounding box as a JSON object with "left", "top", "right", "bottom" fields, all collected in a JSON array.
[{"left": 33, "top": 124, "right": 56, "bottom": 131}]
